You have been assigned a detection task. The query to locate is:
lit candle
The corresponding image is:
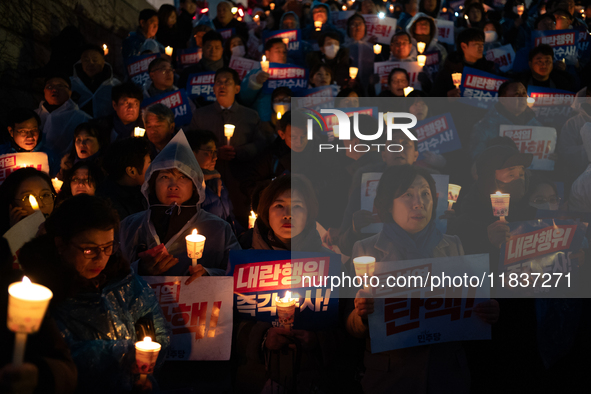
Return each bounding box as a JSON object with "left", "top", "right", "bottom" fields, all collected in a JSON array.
[
  {"left": 332, "top": 125, "right": 340, "bottom": 138},
  {"left": 8, "top": 277, "right": 53, "bottom": 366},
  {"left": 314, "top": 21, "right": 322, "bottom": 31},
  {"left": 353, "top": 256, "right": 376, "bottom": 278},
  {"left": 277, "top": 111, "right": 282, "bottom": 120},
  {"left": 248, "top": 210, "right": 257, "bottom": 229},
  {"left": 562, "top": 58, "right": 566, "bottom": 63},
  {"left": 231, "top": 6, "right": 238, "bottom": 14},
  {"left": 185, "top": 229, "right": 206, "bottom": 267},
  {"left": 464, "top": 14, "right": 468, "bottom": 20},
  {"left": 135, "top": 337, "right": 161, "bottom": 385},
  {"left": 373, "top": 44, "right": 382, "bottom": 54},
  {"left": 29, "top": 195, "right": 39, "bottom": 211},
  {"left": 490, "top": 191, "right": 510, "bottom": 222},
  {"left": 254, "top": 14, "right": 260, "bottom": 24},
  {"left": 390, "top": 4, "right": 394, "bottom": 12},
  {"left": 165, "top": 46, "right": 173, "bottom": 57},
  {"left": 51, "top": 178, "right": 63, "bottom": 194},
  {"left": 282, "top": 37, "right": 290, "bottom": 46},
  {"left": 343, "top": 5, "right": 347, "bottom": 10},
  {"left": 527, "top": 97, "right": 535, "bottom": 108},
  {"left": 275, "top": 291, "right": 296, "bottom": 330},
  {"left": 265, "top": 10, "right": 270, "bottom": 16},
  {"left": 417, "top": 41, "right": 426, "bottom": 54},
  {"left": 270, "top": 3, "right": 275, "bottom": 10},
  {"left": 103, "top": 44, "right": 109, "bottom": 56},
  {"left": 403, "top": 86, "right": 414, "bottom": 96},
  {"left": 442, "top": 7, "right": 447, "bottom": 13},
  {"left": 378, "top": 12, "right": 385, "bottom": 19},
  {"left": 452, "top": 72, "right": 462, "bottom": 89},
  {"left": 224, "top": 124, "right": 235, "bottom": 146},
  {"left": 447, "top": 184, "right": 461, "bottom": 210},
  {"left": 237, "top": 17, "right": 243, "bottom": 21},
  {"left": 260, "top": 55, "right": 269, "bottom": 72},
  {"left": 417, "top": 54, "right": 426, "bottom": 67},
  {"left": 517, "top": 4, "right": 524, "bottom": 16},
  {"left": 134, "top": 127, "right": 146, "bottom": 137},
  {"left": 349, "top": 67, "right": 358, "bottom": 79}
]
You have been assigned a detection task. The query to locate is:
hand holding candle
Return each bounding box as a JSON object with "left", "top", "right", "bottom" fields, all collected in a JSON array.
[
  {"left": 260, "top": 55, "right": 269, "bottom": 72},
  {"left": 185, "top": 229, "right": 206, "bottom": 267},
  {"left": 134, "top": 127, "right": 146, "bottom": 137},
  {"left": 490, "top": 191, "right": 510, "bottom": 221},
  {"left": 314, "top": 21, "right": 322, "bottom": 31},
  {"left": 275, "top": 291, "right": 296, "bottom": 330},
  {"left": 135, "top": 336, "right": 161, "bottom": 385},
  {"left": 224, "top": 124, "right": 235, "bottom": 146},
  {"left": 8, "top": 277, "right": 53, "bottom": 366}
]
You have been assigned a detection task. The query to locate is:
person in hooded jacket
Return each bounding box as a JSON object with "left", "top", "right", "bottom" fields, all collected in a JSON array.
[
  {"left": 120, "top": 131, "right": 241, "bottom": 279},
  {"left": 301, "top": 2, "right": 345, "bottom": 43},
  {"left": 70, "top": 44, "right": 121, "bottom": 119},
  {"left": 122, "top": 9, "right": 165, "bottom": 59},
  {"left": 406, "top": 13, "right": 448, "bottom": 67},
  {"left": 0, "top": 108, "right": 59, "bottom": 176},
  {"left": 19, "top": 195, "right": 171, "bottom": 394}
]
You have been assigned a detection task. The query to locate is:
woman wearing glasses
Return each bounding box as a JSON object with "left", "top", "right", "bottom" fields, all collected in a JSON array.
[
  {"left": 0, "top": 167, "right": 56, "bottom": 235},
  {"left": 19, "top": 195, "right": 170, "bottom": 392}
]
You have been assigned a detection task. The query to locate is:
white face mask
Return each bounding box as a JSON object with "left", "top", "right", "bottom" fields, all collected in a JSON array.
[
  {"left": 324, "top": 44, "right": 339, "bottom": 59},
  {"left": 273, "top": 103, "right": 291, "bottom": 114},
  {"left": 231, "top": 45, "right": 246, "bottom": 57},
  {"left": 485, "top": 31, "right": 498, "bottom": 43}
]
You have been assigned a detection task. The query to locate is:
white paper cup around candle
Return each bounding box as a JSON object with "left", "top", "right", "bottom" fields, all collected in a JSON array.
[
  {"left": 343, "top": 5, "right": 347, "bottom": 10},
  {"left": 349, "top": 67, "right": 358, "bottom": 79},
  {"left": 452, "top": 72, "right": 462, "bottom": 89},
  {"left": 248, "top": 210, "right": 257, "bottom": 229},
  {"left": 314, "top": 21, "right": 322, "bottom": 31},
  {"left": 231, "top": 7, "right": 238, "bottom": 14},
  {"left": 134, "top": 127, "right": 146, "bottom": 137},
  {"left": 8, "top": 277, "right": 53, "bottom": 366},
  {"left": 373, "top": 44, "right": 382, "bottom": 54},
  {"left": 417, "top": 42, "right": 426, "bottom": 54},
  {"left": 275, "top": 291, "right": 296, "bottom": 330},
  {"left": 270, "top": 3, "right": 275, "bottom": 10},
  {"left": 517, "top": 5, "right": 524, "bottom": 16},
  {"left": 260, "top": 55, "right": 269, "bottom": 72},
  {"left": 490, "top": 191, "right": 510, "bottom": 220},
  {"left": 103, "top": 44, "right": 109, "bottom": 56},
  {"left": 29, "top": 195, "right": 39, "bottom": 211},
  {"left": 135, "top": 337, "right": 161, "bottom": 384},
  {"left": 353, "top": 256, "right": 376, "bottom": 278},
  {"left": 165, "top": 46, "right": 173, "bottom": 57},
  {"left": 224, "top": 124, "right": 235, "bottom": 146},
  {"left": 185, "top": 229, "right": 206, "bottom": 266},
  {"left": 448, "top": 184, "right": 461, "bottom": 210},
  {"left": 404, "top": 86, "right": 414, "bottom": 96},
  {"left": 527, "top": 97, "right": 535, "bottom": 108},
  {"left": 417, "top": 54, "right": 426, "bottom": 67},
  {"left": 52, "top": 178, "right": 63, "bottom": 194},
  {"left": 332, "top": 125, "right": 340, "bottom": 138}
]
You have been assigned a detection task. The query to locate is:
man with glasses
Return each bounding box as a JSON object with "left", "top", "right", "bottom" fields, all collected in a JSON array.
[
  {"left": 388, "top": 32, "right": 417, "bottom": 61},
  {"left": 0, "top": 108, "right": 59, "bottom": 175},
  {"left": 144, "top": 58, "right": 177, "bottom": 98},
  {"left": 518, "top": 44, "right": 576, "bottom": 91},
  {"left": 35, "top": 75, "right": 91, "bottom": 156},
  {"left": 190, "top": 67, "right": 267, "bottom": 227}
]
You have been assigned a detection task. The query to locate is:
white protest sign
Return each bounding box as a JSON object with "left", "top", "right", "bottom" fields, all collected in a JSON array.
[
  {"left": 143, "top": 276, "right": 234, "bottom": 361},
  {"left": 499, "top": 125, "right": 557, "bottom": 171},
  {"left": 374, "top": 61, "right": 424, "bottom": 91},
  {"left": 368, "top": 254, "right": 491, "bottom": 353},
  {"left": 485, "top": 44, "right": 516, "bottom": 73},
  {"left": 0, "top": 152, "right": 49, "bottom": 185},
  {"left": 436, "top": 19, "right": 454, "bottom": 45},
  {"left": 229, "top": 56, "right": 259, "bottom": 80},
  {"left": 362, "top": 14, "right": 397, "bottom": 45},
  {"left": 3, "top": 210, "right": 45, "bottom": 267}
]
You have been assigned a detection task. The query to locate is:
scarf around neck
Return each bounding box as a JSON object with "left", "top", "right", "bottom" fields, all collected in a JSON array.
[{"left": 382, "top": 220, "right": 443, "bottom": 260}]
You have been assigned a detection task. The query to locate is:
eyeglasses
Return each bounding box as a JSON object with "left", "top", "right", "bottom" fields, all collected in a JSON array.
[
  {"left": 71, "top": 177, "right": 94, "bottom": 186},
  {"left": 152, "top": 68, "right": 174, "bottom": 75},
  {"left": 531, "top": 197, "right": 561, "bottom": 205},
  {"left": 13, "top": 128, "right": 40, "bottom": 137},
  {"left": 214, "top": 79, "right": 235, "bottom": 86},
  {"left": 15, "top": 192, "right": 55, "bottom": 207},
  {"left": 44, "top": 84, "right": 69, "bottom": 91},
  {"left": 199, "top": 149, "right": 218, "bottom": 158},
  {"left": 71, "top": 242, "right": 119, "bottom": 259}
]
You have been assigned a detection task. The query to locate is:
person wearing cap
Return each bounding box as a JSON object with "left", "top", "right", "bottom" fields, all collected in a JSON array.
[
  {"left": 70, "top": 44, "right": 121, "bottom": 118},
  {"left": 447, "top": 145, "right": 535, "bottom": 257},
  {"left": 470, "top": 81, "right": 542, "bottom": 159},
  {"left": 35, "top": 75, "right": 92, "bottom": 156}
]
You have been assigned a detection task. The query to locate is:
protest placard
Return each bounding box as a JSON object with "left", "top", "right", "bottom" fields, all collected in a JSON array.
[
  {"left": 374, "top": 61, "right": 424, "bottom": 90},
  {"left": 498, "top": 219, "right": 587, "bottom": 296},
  {"left": 527, "top": 86, "right": 576, "bottom": 124},
  {"left": 532, "top": 29, "right": 578, "bottom": 65},
  {"left": 217, "top": 28, "right": 235, "bottom": 42},
  {"left": 143, "top": 276, "right": 234, "bottom": 360},
  {"left": 125, "top": 53, "right": 160, "bottom": 87},
  {"left": 415, "top": 113, "right": 462, "bottom": 160},
  {"left": 0, "top": 152, "right": 49, "bottom": 185},
  {"left": 485, "top": 44, "right": 516, "bottom": 73},
  {"left": 262, "top": 29, "right": 301, "bottom": 52},
  {"left": 177, "top": 47, "right": 202, "bottom": 68},
  {"left": 294, "top": 85, "right": 340, "bottom": 111},
  {"left": 368, "top": 254, "right": 491, "bottom": 352},
  {"left": 141, "top": 89, "right": 193, "bottom": 126},
  {"left": 422, "top": 51, "right": 441, "bottom": 81},
  {"left": 3, "top": 210, "right": 45, "bottom": 267},
  {"left": 228, "top": 250, "right": 340, "bottom": 330},
  {"left": 436, "top": 18, "right": 454, "bottom": 45},
  {"left": 499, "top": 125, "right": 556, "bottom": 170},
  {"left": 460, "top": 67, "right": 508, "bottom": 109},
  {"left": 362, "top": 14, "right": 397, "bottom": 45},
  {"left": 229, "top": 57, "right": 259, "bottom": 80},
  {"left": 185, "top": 72, "right": 216, "bottom": 102},
  {"left": 262, "top": 63, "right": 307, "bottom": 93}
]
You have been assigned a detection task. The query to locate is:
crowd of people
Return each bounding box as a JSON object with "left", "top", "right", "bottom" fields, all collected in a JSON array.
[{"left": 2, "top": 0, "right": 591, "bottom": 393}]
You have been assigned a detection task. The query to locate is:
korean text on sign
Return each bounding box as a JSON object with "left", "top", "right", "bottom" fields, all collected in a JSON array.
[{"left": 126, "top": 53, "right": 159, "bottom": 86}]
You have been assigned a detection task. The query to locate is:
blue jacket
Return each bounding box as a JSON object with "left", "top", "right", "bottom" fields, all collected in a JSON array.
[
  {"left": 239, "top": 67, "right": 273, "bottom": 122},
  {"left": 122, "top": 28, "right": 165, "bottom": 59},
  {"left": 301, "top": 2, "right": 345, "bottom": 43}
]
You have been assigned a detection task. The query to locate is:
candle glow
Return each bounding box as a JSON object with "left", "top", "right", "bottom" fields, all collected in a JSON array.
[
  {"left": 417, "top": 42, "right": 426, "bottom": 54},
  {"left": 404, "top": 86, "right": 414, "bottom": 96},
  {"left": 417, "top": 54, "right": 426, "bottom": 67},
  {"left": 52, "top": 178, "right": 63, "bottom": 193},
  {"left": 373, "top": 44, "right": 382, "bottom": 54},
  {"left": 270, "top": 3, "right": 275, "bottom": 10},
  {"left": 527, "top": 97, "right": 535, "bottom": 108},
  {"left": 314, "top": 21, "right": 322, "bottom": 31},
  {"left": 185, "top": 229, "right": 206, "bottom": 265},
  {"left": 29, "top": 195, "right": 39, "bottom": 210},
  {"left": 134, "top": 127, "right": 146, "bottom": 137},
  {"left": 260, "top": 55, "right": 269, "bottom": 72},
  {"left": 102, "top": 44, "right": 108, "bottom": 56},
  {"left": 452, "top": 72, "right": 462, "bottom": 89},
  {"left": 349, "top": 67, "right": 358, "bottom": 79},
  {"left": 248, "top": 210, "right": 257, "bottom": 229},
  {"left": 165, "top": 46, "right": 173, "bottom": 56}
]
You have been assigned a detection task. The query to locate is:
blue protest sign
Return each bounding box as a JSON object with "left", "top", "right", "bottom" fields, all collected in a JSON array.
[
  {"left": 415, "top": 113, "right": 462, "bottom": 160},
  {"left": 125, "top": 53, "right": 160, "bottom": 87},
  {"left": 459, "top": 67, "right": 508, "bottom": 109},
  {"left": 228, "top": 250, "right": 341, "bottom": 330},
  {"left": 294, "top": 85, "right": 340, "bottom": 111},
  {"left": 177, "top": 47, "right": 202, "bottom": 68},
  {"left": 263, "top": 63, "right": 308, "bottom": 93},
  {"left": 141, "top": 88, "right": 193, "bottom": 126},
  {"left": 185, "top": 72, "right": 216, "bottom": 102},
  {"left": 262, "top": 29, "right": 301, "bottom": 52},
  {"left": 527, "top": 86, "right": 576, "bottom": 125},
  {"left": 532, "top": 29, "right": 578, "bottom": 65}
]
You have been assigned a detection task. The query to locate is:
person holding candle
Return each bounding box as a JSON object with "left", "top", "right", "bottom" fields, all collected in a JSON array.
[
  {"left": 0, "top": 238, "right": 78, "bottom": 394},
  {"left": 406, "top": 13, "right": 448, "bottom": 64},
  {"left": 347, "top": 165, "right": 499, "bottom": 393},
  {"left": 0, "top": 168, "right": 56, "bottom": 235},
  {"left": 0, "top": 108, "right": 60, "bottom": 176},
  {"left": 178, "top": 31, "right": 226, "bottom": 89},
  {"left": 35, "top": 75, "right": 92, "bottom": 156},
  {"left": 96, "top": 137, "right": 151, "bottom": 220},
  {"left": 301, "top": 2, "right": 345, "bottom": 42},
  {"left": 18, "top": 195, "right": 170, "bottom": 393},
  {"left": 343, "top": 13, "right": 376, "bottom": 93},
  {"left": 156, "top": 4, "right": 179, "bottom": 60},
  {"left": 516, "top": 44, "right": 577, "bottom": 93},
  {"left": 119, "top": 131, "right": 240, "bottom": 279},
  {"left": 122, "top": 9, "right": 164, "bottom": 59},
  {"left": 70, "top": 44, "right": 121, "bottom": 119},
  {"left": 456, "top": 2, "right": 486, "bottom": 29},
  {"left": 305, "top": 32, "right": 351, "bottom": 87}
]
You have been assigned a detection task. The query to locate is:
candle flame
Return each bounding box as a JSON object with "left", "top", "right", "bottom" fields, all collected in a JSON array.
[
  {"left": 29, "top": 195, "right": 39, "bottom": 210},
  {"left": 496, "top": 191, "right": 502, "bottom": 195},
  {"left": 262, "top": 55, "right": 266, "bottom": 62},
  {"left": 192, "top": 229, "right": 198, "bottom": 236},
  {"left": 277, "top": 112, "right": 282, "bottom": 120},
  {"left": 22, "top": 276, "right": 31, "bottom": 285},
  {"left": 250, "top": 210, "right": 257, "bottom": 219},
  {"left": 143, "top": 336, "right": 152, "bottom": 343}
]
